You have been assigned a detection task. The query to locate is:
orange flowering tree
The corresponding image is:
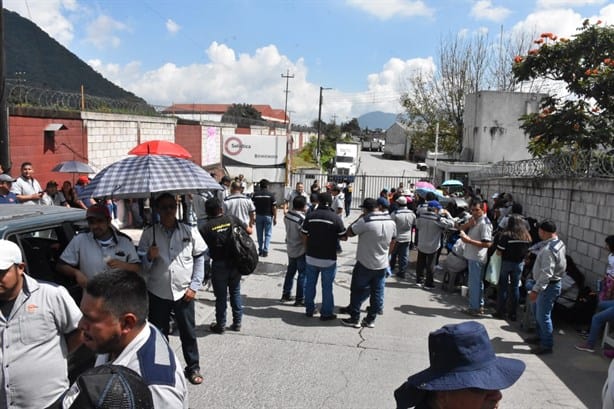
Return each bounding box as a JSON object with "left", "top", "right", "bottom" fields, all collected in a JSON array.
[{"left": 512, "top": 20, "right": 614, "bottom": 156}]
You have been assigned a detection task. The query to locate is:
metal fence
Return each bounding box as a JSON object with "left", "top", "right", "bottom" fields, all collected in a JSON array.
[
  {"left": 290, "top": 172, "right": 425, "bottom": 209},
  {"left": 470, "top": 151, "right": 614, "bottom": 179}
]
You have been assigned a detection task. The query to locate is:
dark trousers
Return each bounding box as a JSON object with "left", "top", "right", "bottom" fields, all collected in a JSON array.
[
  {"left": 211, "top": 260, "right": 243, "bottom": 326},
  {"left": 416, "top": 250, "right": 437, "bottom": 285},
  {"left": 148, "top": 292, "right": 199, "bottom": 372}
]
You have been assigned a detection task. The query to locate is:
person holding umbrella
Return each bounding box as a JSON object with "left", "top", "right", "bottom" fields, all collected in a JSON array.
[{"left": 138, "top": 193, "right": 207, "bottom": 386}]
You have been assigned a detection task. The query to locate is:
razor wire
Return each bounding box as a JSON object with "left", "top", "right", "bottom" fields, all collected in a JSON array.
[{"left": 471, "top": 151, "right": 614, "bottom": 179}]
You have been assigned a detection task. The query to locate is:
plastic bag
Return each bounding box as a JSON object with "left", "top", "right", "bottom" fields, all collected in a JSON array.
[{"left": 485, "top": 253, "right": 502, "bottom": 285}]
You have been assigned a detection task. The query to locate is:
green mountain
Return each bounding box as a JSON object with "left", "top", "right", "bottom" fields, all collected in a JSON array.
[{"left": 3, "top": 8, "right": 146, "bottom": 103}]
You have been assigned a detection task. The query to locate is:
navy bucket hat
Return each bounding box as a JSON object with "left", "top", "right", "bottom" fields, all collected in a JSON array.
[{"left": 394, "top": 321, "right": 525, "bottom": 407}]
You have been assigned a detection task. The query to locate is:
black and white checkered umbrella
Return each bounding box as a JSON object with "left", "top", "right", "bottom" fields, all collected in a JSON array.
[{"left": 79, "top": 155, "right": 221, "bottom": 199}]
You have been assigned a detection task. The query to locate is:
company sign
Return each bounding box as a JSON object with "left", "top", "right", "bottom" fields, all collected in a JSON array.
[{"left": 222, "top": 134, "right": 286, "bottom": 168}]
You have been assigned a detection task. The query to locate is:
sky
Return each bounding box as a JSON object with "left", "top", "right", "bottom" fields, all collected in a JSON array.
[{"left": 4, "top": 0, "right": 614, "bottom": 125}]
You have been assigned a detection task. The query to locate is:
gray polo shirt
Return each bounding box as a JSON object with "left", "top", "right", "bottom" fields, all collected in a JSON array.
[
  {"left": 285, "top": 190, "right": 309, "bottom": 211},
  {"left": 60, "top": 230, "right": 140, "bottom": 279},
  {"left": 284, "top": 210, "right": 306, "bottom": 258},
  {"left": 532, "top": 237, "right": 567, "bottom": 293},
  {"left": 223, "top": 193, "right": 256, "bottom": 226},
  {"left": 0, "top": 274, "right": 81, "bottom": 409},
  {"left": 350, "top": 211, "right": 396, "bottom": 270},
  {"left": 138, "top": 222, "right": 207, "bottom": 301},
  {"left": 392, "top": 208, "right": 416, "bottom": 243},
  {"left": 11, "top": 176, "right": 42, "bottom": 205},
  {"left": 415, "top": 211, "right": 455, "bottom": 254},
  {"left": 463, "top": 215, "right": 492, "bottom": 263}
]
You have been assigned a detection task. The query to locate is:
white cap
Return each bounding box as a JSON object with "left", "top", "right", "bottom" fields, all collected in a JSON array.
[{"left": 0, "top": 240, "right": 23, "bottom": 269}]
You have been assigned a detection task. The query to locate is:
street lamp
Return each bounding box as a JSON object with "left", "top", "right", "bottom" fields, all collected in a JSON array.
[{"left": 316, "top": 86, "right": 332, "bottom": 166}]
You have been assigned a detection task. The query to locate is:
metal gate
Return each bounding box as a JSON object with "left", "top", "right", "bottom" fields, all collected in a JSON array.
[{"left": 289, "top": 172, "right": 425, "bottom": 209}]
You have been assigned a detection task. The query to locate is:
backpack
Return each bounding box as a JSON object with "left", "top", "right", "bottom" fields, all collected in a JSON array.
[{"left": 226, "top": 218, "right": 259, "bottom": 275}]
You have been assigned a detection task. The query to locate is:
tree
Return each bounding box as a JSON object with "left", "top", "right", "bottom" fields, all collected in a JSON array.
[
  {"left": 341, "top": 118, "right": 361, "bottom": 135},
  {"left": 512, "top": 20, "right": 614, "bottom": 156},
  {"left": 221, "top": 103, "right": 263, "bottom": 126},
  {"left": 400, "top": 33, "right": 489, "bottom": 155}
]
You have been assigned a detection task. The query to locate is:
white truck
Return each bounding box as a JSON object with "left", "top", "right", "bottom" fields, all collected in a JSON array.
[{"left": 331, "top": 142, "right": 360, "bottom": 182}]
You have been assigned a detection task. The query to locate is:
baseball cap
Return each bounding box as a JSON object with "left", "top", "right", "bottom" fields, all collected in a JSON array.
[
  {"left": 54, "top": 364, "right": 153, "bottom": 409},
  {"left": 377, "top": 197, "right": 390, "bottom": 209},
  {"left": 538, "top": 219, "right": 557, "bottom": 233},
  {"left": 427, "top": 200, "right": 442, "bottom": 210},
  {"left": 86, "top": 204, "right": 111, "bottom": 220},
  {"left": 360, "top": 198, "right": 378, "bottom": 211},
  {"left": 0, "top": 240, "right": 23, "bottom": 270},
  {"left": 396, "top": 196, "right": 408, "bottom": 205},
  {"left": 0, "top": 174, "right": 16, "bottom": 183},
  {"left": 78, "top": 175, "right": 90, "bottom": 185}
]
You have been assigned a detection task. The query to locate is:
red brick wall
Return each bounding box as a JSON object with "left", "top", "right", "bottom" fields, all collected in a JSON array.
[
  {"left": 175, "top": 123, "right": 202, "bottom": 165},
  {"left": 8, "top": 115, "right": 87, "bottom": 186}
]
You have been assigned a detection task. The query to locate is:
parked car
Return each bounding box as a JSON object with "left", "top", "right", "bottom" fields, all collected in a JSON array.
[
  {"left": 0, "top": 205, "right": 89, "bottom": 298},
  {"left": 416, "top": 162, "right": 428, "bottom": 171}
]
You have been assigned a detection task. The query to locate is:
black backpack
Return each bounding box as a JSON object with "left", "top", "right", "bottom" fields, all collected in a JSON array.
[{"left": 226, "top": 218, "right": 259, "bottom": 275}]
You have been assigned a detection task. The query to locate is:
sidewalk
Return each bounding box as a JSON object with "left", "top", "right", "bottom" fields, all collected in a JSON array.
[{"left": 124, "top": 208, "right": 609, "bottom": 408}]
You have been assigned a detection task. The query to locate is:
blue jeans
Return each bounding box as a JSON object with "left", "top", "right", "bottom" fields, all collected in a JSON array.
[
  {"left": 587, "top": 300, "right": 614, "bottom": 346},
  {"left": 255, "top": 215, "right": 273, "bottom": 253},
  {"left": 497, "top": 260, "right": 524, "bottom": 316},
  {"left": 148, "top": 292, "right": 199, "bottom": 372},
  {"left": 390, "top": 241, "right": 409, "bottom": 276},
  {"left": 534, "top": 281, "right": 561, "bottom": 349},
  {"left": 348, "top": 262, "right": 385, "bottom": 321},
  {"left": 467, "top": 259, "right": 485, "bottom": 310},
  {"left": 211, "top": 260, "right": 243, "bottom": 326},
  {"left": 304, "top": 262, "right": 337, "bottom": 316},
  {"left": 283, "top": 254, "right": 306, "bottom": 300}
]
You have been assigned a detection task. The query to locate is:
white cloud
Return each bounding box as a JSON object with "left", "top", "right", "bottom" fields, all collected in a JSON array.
[
  {"left": 87, "top": 42, "right": 434, "bottom": 124},
  {"left": 537, "top": 0, "right": 606, "bottom": 8},
  {"left": 166, "top": 19, "right": 181, "bottom": 34},
  {"left": 470, "top": 1, "right": 511, "bottom": 22},
  {"left": 85, "top": 15, "right": 129, "bottom": 49},
  {"left": 346, "top": 0, "right": 434, "bottom": 19},
  {"left": 511, "top": 8, "right": 585, "bottom": 43},
  {"left": 4, "top": 0, "right": 77, "bottom": 46}
]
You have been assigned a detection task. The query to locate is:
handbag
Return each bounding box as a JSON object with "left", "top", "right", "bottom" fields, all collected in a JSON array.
[{"left": 485, "top": 253, "right": 502, "bottom": 285}]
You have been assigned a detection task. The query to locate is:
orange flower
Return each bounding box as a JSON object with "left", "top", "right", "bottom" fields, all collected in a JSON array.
[
  {"left": 540, "top": 32, "right": 554, "bottom": 38},
  {"left": 534, "top": 39, "right": 544, "bottom": 44},
  {"left": 514, "top": 56, "right": 523, "bottom": 63},
  {"left": 528, "top": 49, "right": 539, "bottom": 55},
  {"left": 605, "top": 58, "right": 612, "bottom": 64},
  {"left": 551, "top": 35, "right": 558, "bottom": 41}
]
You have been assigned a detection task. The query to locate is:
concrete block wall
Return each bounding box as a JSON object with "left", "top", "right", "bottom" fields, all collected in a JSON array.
[{"left": 471, "top": 176, "right": 614, "bottom": 287}]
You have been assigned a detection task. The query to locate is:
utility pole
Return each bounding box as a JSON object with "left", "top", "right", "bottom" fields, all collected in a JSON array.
[
  {"left": 0, "top": 0, "right": 10, "bottom": 173},
  {"left": 316, "top": 86, "right": 331, "bottom": 167},
  {"left": 281, "top": 70, "right": 294, "bottom": 186}
]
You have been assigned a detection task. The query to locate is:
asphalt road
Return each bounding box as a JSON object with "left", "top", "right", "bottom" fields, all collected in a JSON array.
[{"left": 358, "top": 150, "right": 428, "bottom": 179}]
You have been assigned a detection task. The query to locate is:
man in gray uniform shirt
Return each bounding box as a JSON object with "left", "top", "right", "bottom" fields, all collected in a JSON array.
[
  {"left": 0, "top": 240, "right": 82, "bottom": 409},
  {"left": 390, "top": 196, "right": 416, "bottom": 278},
  {"left": 223, "top": 181, "right": 256, "bottom": 229},
  {"left": 341, "top": 198, "right": 396, "bottom": 328},
  {"left": 58, "top": 204, "right": 141, "bottom": 296},
  {"left": 415, "top": 200, "right": 455, "bottom": 289},
  {"left": 281, "top": 195, "right": 307, "bottom": 304}
]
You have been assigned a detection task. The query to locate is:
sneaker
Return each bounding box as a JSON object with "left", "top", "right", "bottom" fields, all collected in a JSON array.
[
  {"left": 280, "top": 294, "right": 295, "bottom": 302},
  {"left": 361, "top": 318, "right": 375, "bottom": 328},
  {"left": 305, "top": 309, "right": 318, "bottom": 317},
  {"left": 341, "top": 317, "right": 361, "bottom": 328},
  {"left": 262, "top": 251, "right": 268, "bottom": 257},
  {"left": 230, "top": 323, "right": 241, "bottom": 332},
  {"left": 423, "top": 283, "right": 435, "bottom": 290},
  {"left": 258, "top": 250, "right": 263, "bottom": 256},
  {"left": 575, "top": 342, "right": 595, "bottom": 353},
  {"left": 209, "top": 322, "right": 225, "bottom": 334},
  {"left": 293, "top": 299, "right": 305, "bottom": 307},
  {"left": 532, "top": 346, "right": 553, "bottom": 355},
  {"left": 338, "top": 305, "right": 350, "bottom": 315},
  {"left": 319, "top": 314, "right": 337, "bottom": 321}
]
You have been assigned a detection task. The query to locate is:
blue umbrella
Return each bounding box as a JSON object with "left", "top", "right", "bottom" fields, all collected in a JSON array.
[
  {"left": 415, "top": 187, "right": 444, "bottom": 199},
  {"left": 442, "top": 179, "right": 463, "bottom": 187},
  {"left": 52, "top": 160, "right": 95, "bottom": 174},
  {"left": 79, "top": 154, "right": 221, "bottom": 200}
]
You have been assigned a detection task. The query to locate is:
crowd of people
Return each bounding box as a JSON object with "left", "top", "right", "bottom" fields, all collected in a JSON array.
[{"left": 2, "top": 165, "right": 614, "bottom": 408}]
